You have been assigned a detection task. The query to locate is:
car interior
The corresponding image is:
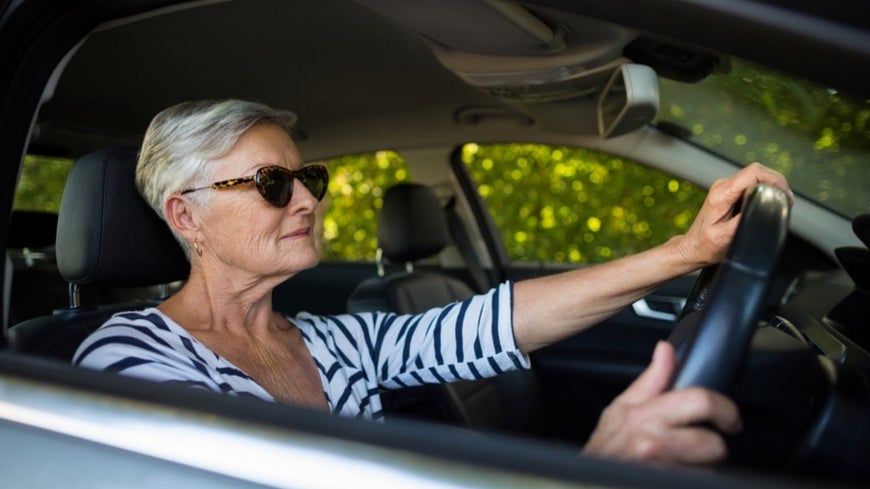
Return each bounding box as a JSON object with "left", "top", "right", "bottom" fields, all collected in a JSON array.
[
  {"left": 0, "top": 0, "right": 868, "bottom": 487},
  {"left": 7, "top": 146, "right": 189, "bottom": 360},
  {"left": 346, "top": 181, "right": 546, "bottom": 434}
]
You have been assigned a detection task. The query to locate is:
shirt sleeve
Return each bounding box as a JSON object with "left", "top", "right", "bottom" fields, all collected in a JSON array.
[
  {"left": 298, "top": 281, "right": 530, "bottom": 390},
  {"left": 73, "top": 311, "right": 223, "bottom": 393}
]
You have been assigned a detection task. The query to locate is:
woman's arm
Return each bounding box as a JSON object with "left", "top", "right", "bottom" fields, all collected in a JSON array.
[
  {"left": 509, "top": 163, "right": 790, "bottom": 467},
  {"left": 327, "top": 283, "right": 527, "bottom": 389},
  {"left": 511, "top": 163, "right": 792, "bottom": 353}
]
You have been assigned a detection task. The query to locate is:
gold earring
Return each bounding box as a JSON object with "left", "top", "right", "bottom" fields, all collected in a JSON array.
[{"left": 193, "top": 240, "right": 203, "bottom": 257}]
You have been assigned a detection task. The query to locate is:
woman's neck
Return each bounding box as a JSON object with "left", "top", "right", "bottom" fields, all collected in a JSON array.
[{"left": 157, "top": 268, "right": 280, "bottom": 337}]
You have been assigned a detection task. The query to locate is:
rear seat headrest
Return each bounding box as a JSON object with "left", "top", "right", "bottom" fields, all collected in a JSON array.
[
  {"left": 377, "top": 183, "right": 450, "bottom": 263},
  {"left": 56, "top": 146, "right": 189, "bottom": 287}
]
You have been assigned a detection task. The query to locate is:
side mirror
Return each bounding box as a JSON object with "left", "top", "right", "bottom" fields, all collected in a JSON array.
[{"left": 597, "top": 63, "right": 659, "bottom": 138}]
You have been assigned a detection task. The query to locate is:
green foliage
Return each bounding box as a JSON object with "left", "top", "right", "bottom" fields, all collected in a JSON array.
[
  {"left": 461, "top": 143, "right": 706, "bottom": 263},
  {"left": 658, "top": 60, "right": 869, "bottom": 217},
  {"left": 13, "top": 155, "right": 73, "bottom": 212},
  {"left": 320, "top": 151, "right": 409, "bottom": 260}
]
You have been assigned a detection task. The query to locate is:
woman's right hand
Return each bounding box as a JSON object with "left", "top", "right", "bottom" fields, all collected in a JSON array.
[{"left": 582, "top": 341, "right": 742, "bottom": 466}]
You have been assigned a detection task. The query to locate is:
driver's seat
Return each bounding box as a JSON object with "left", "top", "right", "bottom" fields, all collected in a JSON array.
[
  {"left": 347, "top": 183, "right": 546, "bottom": 435},
  {"left": 7, "top": 146, "right": 189, "bottom": 361}
]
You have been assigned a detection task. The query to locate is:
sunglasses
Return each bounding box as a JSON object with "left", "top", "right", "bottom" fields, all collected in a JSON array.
[{"left": 180, "top": 164, "right": 329, "bottom": 207}]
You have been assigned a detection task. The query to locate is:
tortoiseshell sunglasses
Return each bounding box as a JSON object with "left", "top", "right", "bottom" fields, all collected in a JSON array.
[{"left": 180, "top": 164, "right": 329, "bottom": 207}]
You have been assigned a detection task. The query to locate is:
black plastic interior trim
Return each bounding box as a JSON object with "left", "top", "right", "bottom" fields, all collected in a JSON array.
[{"left": 525, "top": 0, "right": 870, "bottom": 96}]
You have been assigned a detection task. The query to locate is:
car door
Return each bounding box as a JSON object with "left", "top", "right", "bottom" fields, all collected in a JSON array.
[{"left": 452, "top": 142, "right": 704, "bottom": 441}]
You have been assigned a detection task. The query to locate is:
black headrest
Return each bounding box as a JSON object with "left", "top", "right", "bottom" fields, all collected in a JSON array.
[
  {"left": 377, "top": 183, "right": 449, "bottom": 263},
  {"left": 56, "top": 146, "right": 190, "bottom": 287}
]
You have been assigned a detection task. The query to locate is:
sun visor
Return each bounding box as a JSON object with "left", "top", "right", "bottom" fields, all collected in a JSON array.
[{"left": 354, "top": 0, "right": 564, "bottom": 56}]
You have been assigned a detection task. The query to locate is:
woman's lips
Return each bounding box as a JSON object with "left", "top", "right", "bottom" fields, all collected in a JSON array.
[{"left": 284, "top": 226, "right": 310, "bottom": 239}]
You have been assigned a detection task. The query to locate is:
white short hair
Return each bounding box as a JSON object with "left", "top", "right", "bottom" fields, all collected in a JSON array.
[{"left": 136, "top": 99, "right": 297, "bottom": 256}]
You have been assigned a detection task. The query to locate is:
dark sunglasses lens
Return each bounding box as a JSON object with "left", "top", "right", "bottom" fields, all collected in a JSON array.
[
  {"left": 256, "top": 166, "right": 328, "bottom": 207},
  {"left": 299, "top": 166, "right": 329, "bottom": 201},
  {"left": 257, "top": 168, "right": 293, "bottom": 207}
]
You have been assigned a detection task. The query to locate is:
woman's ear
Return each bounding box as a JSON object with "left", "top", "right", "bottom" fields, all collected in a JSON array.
[{"left": 164, "top": 194, "right": 200, "bottom": 242}]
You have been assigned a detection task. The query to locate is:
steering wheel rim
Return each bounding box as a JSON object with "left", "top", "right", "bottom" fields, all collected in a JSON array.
[{"left": 668, "top": 184, "right": 791, "bottom": 392}]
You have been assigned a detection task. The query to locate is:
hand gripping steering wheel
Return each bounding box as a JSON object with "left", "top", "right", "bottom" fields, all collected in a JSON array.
[{"left": 668, "top": 184, "right": 791, "bottom": 391}]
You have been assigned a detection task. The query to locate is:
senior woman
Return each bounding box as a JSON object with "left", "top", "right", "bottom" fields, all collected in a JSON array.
[{"left": 74, "top": 98, "right": 791, "bottom": 466}]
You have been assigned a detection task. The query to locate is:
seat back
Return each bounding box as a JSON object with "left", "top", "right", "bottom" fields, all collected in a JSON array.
[
  {"left": 347, "top": 183, "right": 544, "bottom": 435},
  {"left": 6, "top": 211, "right": 65, "bottom": 326},
  {"left": 7, "top": 147, "right": 189, "bottom": 361},
  {"left": 347, "top": 183, "right": 477, "bottom": 312}
]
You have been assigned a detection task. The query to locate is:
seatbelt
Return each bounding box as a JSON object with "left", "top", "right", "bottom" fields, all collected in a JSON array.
[{"left": 444, "top": 197, "right": 492, "bottom": 293}]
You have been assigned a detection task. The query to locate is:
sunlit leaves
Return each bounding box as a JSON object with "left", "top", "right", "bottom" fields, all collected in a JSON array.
[
  {"left": 658, "top": 59, "right": 869, "bottom": 216},
  {"left": 13, "top": 155, "right": 73, "bottom": 211},
  {"left": 814, "top": 127, "right": 838, "bottom": 151},
  {"left": 320, "top": 150, "right": 408, "bottom": 260},
  {"left": 461, "top": 143, "right": 706, "bottom": 264}
]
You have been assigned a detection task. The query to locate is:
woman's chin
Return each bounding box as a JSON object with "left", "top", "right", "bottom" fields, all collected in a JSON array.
[{"left": 283, "top": 248, "right": 321, "bottom": 273}]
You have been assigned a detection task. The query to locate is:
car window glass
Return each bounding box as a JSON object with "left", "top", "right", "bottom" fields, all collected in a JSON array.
[
  {"left": 317, "top": 150, "right": 409, "bottom": 261},
  {"left": 12, "top": 152, "right": 406, "bottom": 263},
  {"left": 657, "top": 59, "right": 869, "bottom": 219},
  {"left": 13, "top": 155, "right": 73, "bottom": 212},
  {"left": 461, "top": 143, "right": 706, "bottom": 264}
]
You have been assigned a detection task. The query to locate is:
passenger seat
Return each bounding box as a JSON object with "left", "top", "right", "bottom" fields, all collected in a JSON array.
[{"left": 347, "top": 183, "right": 546, "bottom": 436}]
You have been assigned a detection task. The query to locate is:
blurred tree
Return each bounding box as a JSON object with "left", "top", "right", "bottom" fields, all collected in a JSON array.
[
  {"left": 461, "top": 143, "right": 706, "bottom": 263},
  {"left": 658, "top": 60, "right": 869, "bottom": 217},
  {"left": 13, "top": 155, "right": 73, "bottom": 212},
  {"left": 319, "top": 151, "right": 409, "bottom": 261}
]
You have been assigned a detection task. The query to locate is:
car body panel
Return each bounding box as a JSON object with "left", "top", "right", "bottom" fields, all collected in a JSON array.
[{"left": 1, "top": 0, "right": 867, "bottom": 487}]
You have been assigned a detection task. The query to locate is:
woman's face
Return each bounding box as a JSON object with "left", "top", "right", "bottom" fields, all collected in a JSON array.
[{"left": 195, "top": 122, "right": 321, "bottom": 282}]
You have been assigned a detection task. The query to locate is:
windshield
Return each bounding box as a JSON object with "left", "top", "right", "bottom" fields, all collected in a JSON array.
[{"left": 656, "top": 59, "right": 869, "bottom": 219}]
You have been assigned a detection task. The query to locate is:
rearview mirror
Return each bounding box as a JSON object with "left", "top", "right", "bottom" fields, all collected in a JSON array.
[{"left": 597, "top": 63, "right": 659, "bottom": 138}]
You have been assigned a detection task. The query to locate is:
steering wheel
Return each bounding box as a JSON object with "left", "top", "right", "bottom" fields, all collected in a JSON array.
[{"left": 667, "top": 184, "right": 791, "bottom": 392}]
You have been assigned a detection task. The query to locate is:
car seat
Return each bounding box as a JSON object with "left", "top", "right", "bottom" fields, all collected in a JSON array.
[
  {"left": 347, "top": 182, "right": 546, "bottom": 436},
  {"left": 6, "top": 210, "right": 66, "bottom": 325},
  {"left": 7, "top": 146, "right": 189, "bottom": 361}
]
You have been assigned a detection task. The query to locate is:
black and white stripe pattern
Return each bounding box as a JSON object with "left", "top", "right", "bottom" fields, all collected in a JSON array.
[{"left": 73, "top": 282, "right": 529, "bottom": 420}]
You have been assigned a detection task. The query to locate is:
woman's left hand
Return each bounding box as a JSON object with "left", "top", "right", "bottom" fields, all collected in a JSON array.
[{"left": 674, "top": 162, "right": 793, "bottom": 269}]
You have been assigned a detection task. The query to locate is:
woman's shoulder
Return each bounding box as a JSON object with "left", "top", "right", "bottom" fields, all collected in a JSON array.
[
  {"left": 71, "top": 307, "right": 228, "bottom": 390},
  {"left": 91, "top": 307, "right": 186, "bottom": 338},
  {"left": 72, "top": 307, "right": 196, "bottom": 365}
]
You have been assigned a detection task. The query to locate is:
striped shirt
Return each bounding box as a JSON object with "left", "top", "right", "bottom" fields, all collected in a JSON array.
[{"left": 72, "top": 282, "right": 529, "bottom": 420}]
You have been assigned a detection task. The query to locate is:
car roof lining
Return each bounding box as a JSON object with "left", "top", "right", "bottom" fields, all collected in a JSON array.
[
  {"left": 27, "top": 0, "right": 870, "bottom": 161},
  {"left": 34, "top": 0, "right": 493, "bottom": 159}
]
